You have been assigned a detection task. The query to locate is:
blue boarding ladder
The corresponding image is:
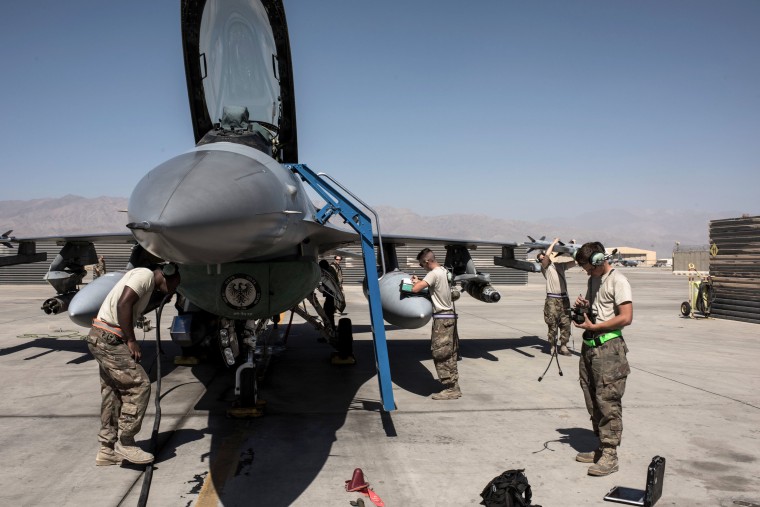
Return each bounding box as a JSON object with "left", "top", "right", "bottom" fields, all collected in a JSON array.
[{"left": 287, "top": 164, "right": 396, "bottom": 412}]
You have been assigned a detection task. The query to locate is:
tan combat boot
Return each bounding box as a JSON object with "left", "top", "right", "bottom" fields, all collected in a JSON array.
[
  {"left": 575, "top": 448, "right": 602, "bottom": 463},
  {"left": 95, "top": 444, "right": 123, "bottom": 466},
  {"left": 559, "top": 345, "right": 572, "bottom": 356},
  {"left": 115, "top": 436, "right": 154, "bottom": 465},
  {"left": 431, "top": 383, "right": 462, "bottom": 400},
  {"left": 588, "top": 447, "right": 619, "bottom": 476}
]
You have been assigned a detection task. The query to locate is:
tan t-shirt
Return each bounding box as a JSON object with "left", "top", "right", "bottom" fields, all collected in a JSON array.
[
  {"left": 587, "top": 269, "right": 632, "bottom": 326},
  {"left": 422, "top": 266, "right": 453, "bottom": 313},
  {"left": 97, "top": 268, "right": 155, "bottom": 327},
  {"left": 541, "top": 262, "right": 571, "bottom": 295}
]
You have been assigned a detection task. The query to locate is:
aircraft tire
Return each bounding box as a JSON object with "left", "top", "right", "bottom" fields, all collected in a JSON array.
[
  {"left": 336, "top": 318, "right": 353, "bottom": 358},
  {"left": 680, "top": 301, "right": 691, "bottom": 317},
  {"left": 239, "top": 367, "right": 257, "bottom": 407}
]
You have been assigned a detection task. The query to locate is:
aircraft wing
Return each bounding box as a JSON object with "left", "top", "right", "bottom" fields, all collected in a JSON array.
[
  {"left": 302, "top": 222, "right": 360, "bottom": 256},
  {"left": 372, "top": 233, "right": 539, "bottom": 274},
  {"left": 0, "top": 230, "right": 136, "bottom": 268},
  {"left": 374, "top": 233, "right": 519, "bottom": 250},
  {"left": 3, "top": 231, "right": 135, "bottom": 245}
]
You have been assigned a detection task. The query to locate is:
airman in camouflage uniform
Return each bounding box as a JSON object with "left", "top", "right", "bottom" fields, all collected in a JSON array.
[
  {"left": 330, "top": 255, "right": 344, "bottom": 288},
  {"left": 86, "top": 326, "right": 151, "bottom": 465},
  {"left": 93, "top": 255, "right": 107, "bottom": 279},
  {"left": 329, "top": 255, "right": 346, "bottom": 313},
  {"left": 573, "top": 242, "right": 633, "bottom": 477},
  {"left": 537, "top": 238, "right": 574, "bottom": 356},
  {"left": 87, "top": 265, "right": 180, "bottom": 466},
  {"left": 411, "top": 248, "right": 460, "bottom": 400}
]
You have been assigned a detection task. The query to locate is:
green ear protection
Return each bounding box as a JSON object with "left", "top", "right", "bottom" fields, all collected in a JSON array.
[
  {"left": 589, "top": 252, "right": 606, "bottom": 266},
  {"left": 161, "top": 263, "right": 178, "bottom": 276}
]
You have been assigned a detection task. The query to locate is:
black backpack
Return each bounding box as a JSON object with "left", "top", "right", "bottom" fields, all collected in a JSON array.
[{"left": 480, "top": 469, "right": 541, "bottom": 507}]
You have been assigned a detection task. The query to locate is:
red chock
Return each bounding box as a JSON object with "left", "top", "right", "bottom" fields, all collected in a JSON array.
[{"left": 345, "top": 468, "right": 369, "bottom": 492}]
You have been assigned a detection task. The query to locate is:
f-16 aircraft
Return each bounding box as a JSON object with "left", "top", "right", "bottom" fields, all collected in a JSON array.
[{"left": 1, "top": 0, "right": 538, "bottom": 412}]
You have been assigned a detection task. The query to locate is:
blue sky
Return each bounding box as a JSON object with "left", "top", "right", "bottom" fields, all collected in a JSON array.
[{"left": 1, "top": 0, "right": 758, "bottom": 221}]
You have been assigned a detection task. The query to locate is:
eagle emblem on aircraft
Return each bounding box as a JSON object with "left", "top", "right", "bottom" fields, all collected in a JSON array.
[{"left": 221, "top": 274, "right": 261, "bottom": 310}]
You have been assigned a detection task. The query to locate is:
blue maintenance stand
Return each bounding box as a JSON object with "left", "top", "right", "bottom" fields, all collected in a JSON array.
[{"left": 288, "top": 164, "right": 396, "bottom": 412}]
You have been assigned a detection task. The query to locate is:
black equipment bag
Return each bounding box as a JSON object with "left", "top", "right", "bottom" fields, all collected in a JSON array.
[{"left": 479, "top": 469, "right": 541, "bottom": 507}]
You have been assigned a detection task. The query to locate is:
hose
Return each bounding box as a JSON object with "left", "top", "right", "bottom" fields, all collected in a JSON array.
[
  {"left": 137, "top": 293, "right": 172, "bottom": 507},
  {"left": 282, "top": 309, "right": 296, "bottom": 345}
]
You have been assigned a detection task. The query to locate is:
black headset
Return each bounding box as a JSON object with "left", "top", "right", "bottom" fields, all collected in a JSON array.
[{"left": 161, "top": 262, "right": 178, "bottom": 277}]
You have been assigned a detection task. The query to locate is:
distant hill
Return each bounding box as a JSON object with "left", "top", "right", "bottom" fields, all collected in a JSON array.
[
  {"left": 0, "top": 195, "right": 129, "bottom": 236},
  {"left": 374, "top": 206, "right": 721, "bottom": 259},
  {"left": 1, "top": 196, "right": 738, "bottom": 258}
]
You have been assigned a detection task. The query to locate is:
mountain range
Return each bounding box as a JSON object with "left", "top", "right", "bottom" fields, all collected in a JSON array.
[{"left": 1, "top": 195, "right": 741, "bottom": 258}]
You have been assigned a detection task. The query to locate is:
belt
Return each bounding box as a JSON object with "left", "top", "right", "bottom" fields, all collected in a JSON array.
[
  {"left": 433, "top": 313, "right": 457, "bottom": 319},
  {"left": 91, "top": 319, "right": 124, "bottom": 338},
  {"left": 547, "top": 293, "right": 567, "bottom": 299},
  {"left": 583, "top": 330, "right": 622, "bottom": 348}
]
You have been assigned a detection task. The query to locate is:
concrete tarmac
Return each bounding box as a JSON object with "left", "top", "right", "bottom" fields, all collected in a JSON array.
[{"left": 0, "top": 268, "right": 758, "bottom": 506}]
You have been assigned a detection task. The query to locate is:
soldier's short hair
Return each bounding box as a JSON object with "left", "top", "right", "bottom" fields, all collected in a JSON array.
[
  {"left": 575, "top": 242, "right": 605, "bottom": 265},
  {"left": 416, "top": 248, "right": 435, "bottom": 262}
]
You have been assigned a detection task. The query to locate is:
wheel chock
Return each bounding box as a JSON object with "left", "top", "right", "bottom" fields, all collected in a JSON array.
[
  {"left": 174, "top": 355, "right": 200, "bottom": 365},
  {"left": 331, "top": 353, "right": 356, "bottom": 365},
  {"left": 227, "top": 406, "right": 264, "bottom": 418},
  {"left": 227, "top": 399, "right": 267, "bottom": 419}
]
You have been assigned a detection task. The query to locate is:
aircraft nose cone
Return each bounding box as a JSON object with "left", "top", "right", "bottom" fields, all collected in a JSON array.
[{"left": 128, "top": 147, "right": 294, "bottom": 264}]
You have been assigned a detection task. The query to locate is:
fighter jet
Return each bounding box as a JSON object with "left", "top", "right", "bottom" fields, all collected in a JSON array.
[{"left": 1, "top": 0, "right": 538, "bottom": 412}]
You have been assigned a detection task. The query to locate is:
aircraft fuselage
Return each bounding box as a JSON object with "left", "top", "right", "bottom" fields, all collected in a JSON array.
[{"left": 128, "top": 143, "right": 316, "bottom": 266}]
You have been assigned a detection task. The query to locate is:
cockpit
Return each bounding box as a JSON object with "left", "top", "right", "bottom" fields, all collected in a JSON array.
[{"left": 183, "top": 0, "right": 297, "bottom": 161}]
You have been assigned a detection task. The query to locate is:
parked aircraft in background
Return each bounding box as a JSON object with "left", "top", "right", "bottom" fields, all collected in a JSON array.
[
  {"left": 1, "top": 0, "right": 538, "bottom": 412},
  {"left": 613, "top": 256, "right": 641, "bottom": 267}
]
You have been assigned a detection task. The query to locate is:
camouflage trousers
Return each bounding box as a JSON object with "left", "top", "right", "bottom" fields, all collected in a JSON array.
[
  {"left": 543, "top": 296, "right": 571, "bottom": 346},
  {"left": 86, "top": 327, "right": 151, "bottom": 446},
  {"left": 431, "top": 317, "right": 459, "bottom": 386},
  {"left": 579, "top": 337, "right": 630, "bottom": 447}
]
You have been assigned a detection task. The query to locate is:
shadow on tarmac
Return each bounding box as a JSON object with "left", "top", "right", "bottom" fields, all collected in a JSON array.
[
  {"left": 1, "top": 333, "right": 184, "bottom": 377},
  {"left": 5, "top": 324, "right": 575, "bottom": 505},
  {"left": 190, "top": 327, "right": 561, "bottom": 505},
  {"left": 1, "top": 335, "right": 92, "bottom": 363}
]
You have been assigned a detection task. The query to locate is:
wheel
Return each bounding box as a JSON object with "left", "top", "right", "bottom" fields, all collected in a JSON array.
[
  {"left": 680, "top": 301, "right": 691, "bottom": 317},
  {"left": 239, "top": 367, "right": 257, "bottom": 407},
  {"left": 336, "top": 318, "right": 353, "bottom": 358}
]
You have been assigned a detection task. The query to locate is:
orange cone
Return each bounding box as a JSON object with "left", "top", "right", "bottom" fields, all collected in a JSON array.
[{"left": 345, "top": 468, "right": 369, "bottom": 492}]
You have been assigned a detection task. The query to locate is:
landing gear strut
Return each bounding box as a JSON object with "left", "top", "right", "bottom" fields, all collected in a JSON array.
[
  {"left": 227, "top": 322, "right": 270, "bottom": 418},
  {"left": 235, "top": 349, "right": 257, "bottom": 407}
]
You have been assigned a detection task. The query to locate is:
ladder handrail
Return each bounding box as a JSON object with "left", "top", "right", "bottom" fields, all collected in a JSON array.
[
  {"left": 287, "top": 163, "right": 396, "bottom": 412},
  {"left": 316, "top": 171, "right": 386, "bottom": 278}
]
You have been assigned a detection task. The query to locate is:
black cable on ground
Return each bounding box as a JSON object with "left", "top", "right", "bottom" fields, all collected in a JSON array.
[{"left": 137, "top": 293, "right": 172, "bottom": 507}]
